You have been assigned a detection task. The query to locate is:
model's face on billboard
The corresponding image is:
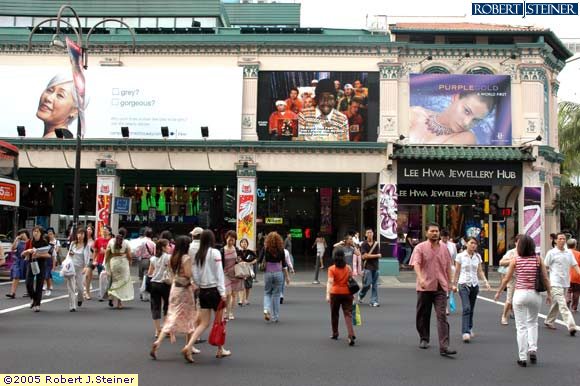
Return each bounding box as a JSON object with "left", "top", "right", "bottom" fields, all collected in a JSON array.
[
  {"left": 442, "top": 94, "right": 490, "bottom": 132},
  {"left": 317, "top": 92, "right": 336, "bottom": 115},
  {"left": 36, "top": 82, "right": 77, "bottom": 128}
]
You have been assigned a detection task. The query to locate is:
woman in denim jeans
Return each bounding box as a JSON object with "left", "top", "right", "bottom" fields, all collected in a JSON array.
[
  {"left": 262, "top": 232, "right": 290, "bottom": 323},
  {"left": 452, "top": 237, "right": 490, "bottom": 343}
]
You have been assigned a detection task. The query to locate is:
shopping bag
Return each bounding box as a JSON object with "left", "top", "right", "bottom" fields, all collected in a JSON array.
[
  {"left": 60, "top": 256, "right": 75, "bottom": 277},
  {"left": 51, "top": 271, "right": 64, "bottom": 285},
  {"left": 449, "top": 292, "right": 457, "bottom": 313},
  {"left": 209, "top": 300, "right": 227, "bottom": 346},
  {"left": 99, "top": 270, "right": 109, "bottom": 300},
  {"left": 352, "top": 303, "right": 362, "bottom": 326}
]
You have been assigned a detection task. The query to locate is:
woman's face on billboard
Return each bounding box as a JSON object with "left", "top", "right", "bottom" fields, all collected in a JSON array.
[
  {"left": 441, "top": 94, "right": 490, "bottom": 132},
  {"left": 36, "top": 82, "right": 77, "bottom": 129}
]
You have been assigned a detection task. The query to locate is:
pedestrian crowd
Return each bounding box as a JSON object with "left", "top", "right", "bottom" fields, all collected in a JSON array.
[{"left": 2, "top": 223, "right": 579, "bottom": 368}]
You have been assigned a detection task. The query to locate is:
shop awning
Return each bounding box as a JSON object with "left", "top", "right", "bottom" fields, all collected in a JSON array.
[{"left": 390, "top": 145, "right": 536, "bottom": 162}]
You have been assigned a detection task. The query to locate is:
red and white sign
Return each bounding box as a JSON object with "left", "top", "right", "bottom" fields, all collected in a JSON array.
[
  {"left": 96, "top": 177, "right": 115, "bottom": 238},
  {"left": 0, "top": 177, "right": 19, "bottom": 207},
  {"left": 237, "top": 177, "right": 256, "bottom": 250}
]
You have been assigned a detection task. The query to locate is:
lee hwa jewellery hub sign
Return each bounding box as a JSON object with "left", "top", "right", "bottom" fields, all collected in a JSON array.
[{"left": 397, "top": 161, "right": 522, "bottom": 186}]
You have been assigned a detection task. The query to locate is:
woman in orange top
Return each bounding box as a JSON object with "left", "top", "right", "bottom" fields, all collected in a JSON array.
[{"left": 326, "top": 248, "right": 356, "bottom": 346}]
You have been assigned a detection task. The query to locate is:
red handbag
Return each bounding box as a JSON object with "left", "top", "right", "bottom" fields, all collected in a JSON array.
[{"left": 208, "top": 300, "right": 227, "bottom": 346}]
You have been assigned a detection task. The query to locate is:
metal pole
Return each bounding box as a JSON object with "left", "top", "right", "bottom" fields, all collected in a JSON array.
[
  {"left": 72, "top": 115, "right": 82, "bottom": 229},
  {"left": 12, "top": 151, "right": 19, "bottom": 239}
]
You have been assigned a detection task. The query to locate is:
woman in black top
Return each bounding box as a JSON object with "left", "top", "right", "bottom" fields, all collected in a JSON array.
[
  {"left": 239, "top": 238, "right": 257, "bottom": 306},
  {"left": 22, "top": 226, "right": 52, "bottom": 312},
  {"left": 262, "top": 232, "right": 290, "bottom": 323}
]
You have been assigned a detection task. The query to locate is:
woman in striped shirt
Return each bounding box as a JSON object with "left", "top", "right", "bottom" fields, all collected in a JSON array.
[{"left": 495, "top": 235, "right": 551, "bottom": 367}]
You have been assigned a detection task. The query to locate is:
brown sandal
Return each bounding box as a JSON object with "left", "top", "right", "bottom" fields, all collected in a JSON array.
[
  {"left": 150, "top": 343, "right": 159, "bottom": 360},
  {"left": 181, "top": 347, "right": 195, "bottom": 363}
]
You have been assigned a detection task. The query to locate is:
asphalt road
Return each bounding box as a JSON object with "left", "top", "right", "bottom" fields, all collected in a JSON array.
[{"left": 1, "top": 279, "right": 579, "bottom": 386}]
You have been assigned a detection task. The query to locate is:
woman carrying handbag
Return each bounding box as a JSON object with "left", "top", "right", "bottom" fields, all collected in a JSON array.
[
  {"left": 182, "top": 230, "right": 231, "bottom": 363},
  {"left": 326, "top": 248, "right": 357, "bottom": 346}
]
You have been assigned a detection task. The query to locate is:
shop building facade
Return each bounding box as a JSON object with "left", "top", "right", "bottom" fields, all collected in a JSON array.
[{"left": 0, "top": 1, "right": 569, "bottom": 266}]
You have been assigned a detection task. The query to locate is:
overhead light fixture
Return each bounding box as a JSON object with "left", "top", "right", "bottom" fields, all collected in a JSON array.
[
  {"left": 201, "top": 126, "right": 209, "bottom": 138},
  {"left": 121, "top": 126, "right": 130, "bottom": 138},
  {"left": 338, "top": 187, "right": 341, "bottom": 193},
  {"left": 290, "top": 186, "right": 293, "bottom": 193},
  {"left": 500, "top": 54, "right": 517, "bottom": 65},
  {"left": 17, "top": 125, "right": 26, "bottom": 137},
  {"left": 121, "top": 127, "right": 137, "bottom": 169},
  {"left": 277, "top": 186, "right": 280, "bottom": 193},
  {"left": 316, "top": 187, "right": 319, "bottom": 193},
  {"left": 85, "top": 183, "right": 89, "bottom": 189},
  {"left": 418, "top": 55, "right": 433, "bottom": 65},
  {"left": 520, "top": 135, "right": 543, "bottom": 146},
  {"left": 50, "top": 33, "right": 65, "bottom": 49},
  {"left": 161, "top": 126, "right": 169, "bottom": 138},
  {"left": 356, "top": 187, "right": 360, "bottom": 194},
  {"left": 347, "top": 187, "right": 350, "bottom": 193},
  {"left": 214, "top": 185, "right": 217, "bottom": 191},
  {"left": 302, "top": 186, "right": 306, "bottom": 193},
  {"left": 265, "top": 186, "right": 268, "bottom": 192},
  {"left": 51, "top": 183, "right": 55, "bottom": 189},
  {"left": 28, "top": 182, "right": 31, "bottom": 188}
]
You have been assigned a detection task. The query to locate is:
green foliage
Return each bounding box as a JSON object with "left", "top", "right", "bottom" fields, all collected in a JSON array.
[
  {"left": 555, "top": 185, "right": 580, "bottom": 234},
  {"left": 558, "top": 101, "right": 580, "bottom": 181}
]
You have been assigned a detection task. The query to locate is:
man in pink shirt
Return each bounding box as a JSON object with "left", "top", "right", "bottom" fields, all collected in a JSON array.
[{"left": 410, "top": 223, "right": 457, "bottom": 357}]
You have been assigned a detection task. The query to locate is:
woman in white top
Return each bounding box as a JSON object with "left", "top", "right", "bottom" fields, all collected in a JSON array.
[
  {"left": 313, "top": 232, "right": 327, "bottom": 269},
  {"left": 66, "top": 226, "right": 91, "bottom": 311},
  {"left": 105, "top": 228, "right": 134, "bottom": 309},
  {"left": 147, "top": 239, "right": 171, "bottom": 338},
  {"left": 183, "top": 229, "right": 230, "bottom": 361},
  {"left": 452, "top": 236, "right": 490, "bottom": 342}
]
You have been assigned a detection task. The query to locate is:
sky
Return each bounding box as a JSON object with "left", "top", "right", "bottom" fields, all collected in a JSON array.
[{"left": 297, "top": 0, "right": 580, "bottom": 102}]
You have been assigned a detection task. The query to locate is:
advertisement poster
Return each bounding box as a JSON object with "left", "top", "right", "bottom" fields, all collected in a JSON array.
[
  {"left": 96, "top": 177, "right": 114, "bottom": 239},
  {"left": 0, "top": 66, "right": 243, "bottom": 139},
  {"left": 0, "top": 176, "right": 19, "bottom": 207},
  {"left": 65, "top": 37, "right": 86, "bottom": 138},
  {"left": 257, "top": 71, "right": 379, "bottom": 141},
  {"left": 409, "top": 74, "right": 511, "bottom": 145},
  {"left": 320, "top": 188, "right": 333, "bottom": 235},
  {"left": 237, "top": 178, "right": 256, "bottom": 250},
  {"left": 379, "top": 184, "right": 398, "bottom": 241},
  {"left": 524, "top": 187, "right": 542, "bottom": 253}
]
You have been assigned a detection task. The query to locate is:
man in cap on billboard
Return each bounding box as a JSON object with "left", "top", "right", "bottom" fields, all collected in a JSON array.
[{"left": 297, "top": 79, "right": 349, "bottom": 141}]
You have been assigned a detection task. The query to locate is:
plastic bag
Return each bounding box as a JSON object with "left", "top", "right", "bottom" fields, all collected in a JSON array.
[
  {"left": 449, "top": 292, "right": 457, "bottom": 313},
  {"left": 59, "top": 256, "right": 75, "bottom": 277}
]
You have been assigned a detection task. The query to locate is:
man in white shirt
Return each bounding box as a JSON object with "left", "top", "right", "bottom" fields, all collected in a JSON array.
[
  {"left": 544, "top": 232, "right": 580, "bottom": 335},
  {"left": 189, "top": 227, "right": 203, "bottom": 261}
]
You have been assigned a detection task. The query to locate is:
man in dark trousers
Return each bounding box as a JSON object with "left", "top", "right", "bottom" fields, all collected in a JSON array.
[{"left": 410, "top": 222, "right": 457, "bottom": 357}]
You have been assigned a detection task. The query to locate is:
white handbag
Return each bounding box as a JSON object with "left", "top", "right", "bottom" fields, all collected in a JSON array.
[{"left": 60, "top": 256, "right": 76, "bottom": 277}]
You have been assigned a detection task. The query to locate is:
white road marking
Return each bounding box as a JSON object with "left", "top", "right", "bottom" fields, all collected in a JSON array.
[
  {"left": 477, "top": 294, "right": 579, "bottom": 331},
  {"left": 0, "top": 288, "right": 99, "bottom": 314}
]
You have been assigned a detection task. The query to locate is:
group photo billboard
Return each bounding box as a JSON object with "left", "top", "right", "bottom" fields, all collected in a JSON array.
[
  {"left": 409, "top": 74, "right": 511, "bottom": 145},
  {"left": 257, "top": 71, "right": 379, "bottom": 142},
  {"left": 0, "top": 66, "right": 243, "bottom": 140}
]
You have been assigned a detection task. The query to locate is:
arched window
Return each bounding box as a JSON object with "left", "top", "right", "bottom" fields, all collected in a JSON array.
[
  {"left": 423, "top": 66, "right": 450, "bottom": 74},
  {"left": 466, "top": 66, "right": 494, "bottom": 75}
]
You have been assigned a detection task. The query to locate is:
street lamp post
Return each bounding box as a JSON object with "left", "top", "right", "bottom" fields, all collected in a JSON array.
[{"left": 28, "top": 5, "right": 135, "bottom": 231}]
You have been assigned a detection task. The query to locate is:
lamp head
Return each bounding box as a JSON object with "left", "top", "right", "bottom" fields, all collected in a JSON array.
[
  {"left": 201, "top": 126, "right": 209, "bottom": 138},
  {"left": 535, "top": 135, "right": 542, "bottom": 141},
  {"left": 399, "top": 134, "right": 406, "bottom": 141},
  {"left": 50, "top": 34, "right": 66, "bottom": 50},
  {"left": 161, "top": 126, "right": 169, "bottom": 138},
  {"left": 17, "top": 126, "right": 26, "bottom": 137},
  {"left": 121, "top": 126, "right": 129, "bottom": 138}
]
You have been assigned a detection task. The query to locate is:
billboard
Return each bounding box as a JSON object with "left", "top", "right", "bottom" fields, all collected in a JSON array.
[
  {"left": 524, "top": 186, "right": 542, "bottom": 254},
  {"left": 257, "top": 71, "right": 379, "bottom": 141},
  {"left": 0, "top": 66, "right": 243, "bottom": 139},
  {"left": 409, "top": 74, "right": 511, "bottom": 145}
]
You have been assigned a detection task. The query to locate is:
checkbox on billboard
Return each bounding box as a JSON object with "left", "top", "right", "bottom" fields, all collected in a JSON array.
[
  {"left": 112, "top": 88, "right": 119, "bottom": 95},
  {"left": 112, "top": 99, "right": 119, "bottom": 106}
]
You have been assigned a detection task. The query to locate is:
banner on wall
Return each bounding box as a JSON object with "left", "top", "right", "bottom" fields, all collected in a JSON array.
[
  {"left": 96, "top": 177, "right": 114, "bottom": 239},
  {"left": 0, "top": 66, "right": 243, "bottom": 139},
  {"left": 257, "top": 71, "right": 379, "bottom": 142},
  {"left": 237, "top": 178, "right": 256, "bottom": 250},
  {"left": 409, "top": 74, "right": 512, "bottom": 145},
  {"left": 320, "top": 188, "right": 333, "bottom": 235},
  {"left": 524, "top": 187, "right": 542, "bottom": 254}
]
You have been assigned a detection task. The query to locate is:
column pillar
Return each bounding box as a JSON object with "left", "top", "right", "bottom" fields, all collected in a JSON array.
[
  {"left": 377, "top": 62, "right": 402, "bottom": 143},
  {"left": 377, "top": 149, "right": 399, "bottom": 275},
  {"left": 239, "top": 62, "right": 260, "bottom": 141},
  {"left": 236, "top": 161, "right": 257, "bottom": 250},
  {"left": 95, "top": 160, "right": 120, "bottom": 237}
]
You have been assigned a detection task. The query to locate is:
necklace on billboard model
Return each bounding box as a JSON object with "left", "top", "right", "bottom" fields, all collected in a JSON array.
[{"left": 426, "top": 114, "right": 454, "bottom": 136}]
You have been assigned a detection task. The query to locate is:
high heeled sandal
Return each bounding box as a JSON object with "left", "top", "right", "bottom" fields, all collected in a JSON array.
[
  {"left": 150, "top": 343, "right": 159, "bottom": 360},
  {"left": 181, "top": 347, "right": 195, "bottom": 363}
]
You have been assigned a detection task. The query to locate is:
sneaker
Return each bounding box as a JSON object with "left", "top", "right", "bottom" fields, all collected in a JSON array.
[
  {"left": 44, "top": 290, "right": 51, "bottom": 297},
  {"left": 517, "top": 360, "right": 527, "bottom": 367},
  {"left": 280, "top": 297, "right": 284, "bottom": 304},
  {"left": 570, "top": 328, "right": 577, "bottom": 337},
  {"left": 462, "top": 333, "right": 471, "bottom": 343},
  {"left": 370, "top": 302, "right": 380, "bottom": 307},
  {"left": 529, "top": 351, "right": 537, "bottom": 363},
  {"left": 419, "top": 340, "right": 429, "bottom": 349},
  {"left": 440, "top": 348, "right": 457, "bottom": 357}
]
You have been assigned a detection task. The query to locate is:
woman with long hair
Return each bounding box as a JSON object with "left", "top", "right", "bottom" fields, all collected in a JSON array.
[
  {"left": 21, "top": 226, "right": 52, "bottom": 312},
  {"left": 326, "top": 248, "right": 356, "bottom": 346},
  {"left": 263, "top": 232, "right": 290, "bottom": 323},
  {"left": 150, "top": 236, "right": 196, "bottom": 362},
  {"left": 221, "top": 230, "right": 243, "bottom": 320},
  {"left": 66, "top": 227, "right": 91, "bottom": 311},
  {"left": 83, "top": 224, "right": 96, "bottom": 300},
  {"left": 105, "top": 228, "right": 134, "bottom": 309},
  {"left": 182, "top": 229, "right": 230, "bottom": 362},
  {"left": 148, "top": 239, "right": 172, "bottom": 338},
  {"left": 452, "top": 236, "right": 490, "bottom": 343},
  {"left": 495, "top": 235, "right": 552, "bottom": 367}
]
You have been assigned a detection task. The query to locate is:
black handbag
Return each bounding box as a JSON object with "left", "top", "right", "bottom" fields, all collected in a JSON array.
[
  {"left": 348, "top": 276, "right": 360, "bottom": 295},
  {"left": 535, "top": 257, "right": 547, "bottom": 293}
]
